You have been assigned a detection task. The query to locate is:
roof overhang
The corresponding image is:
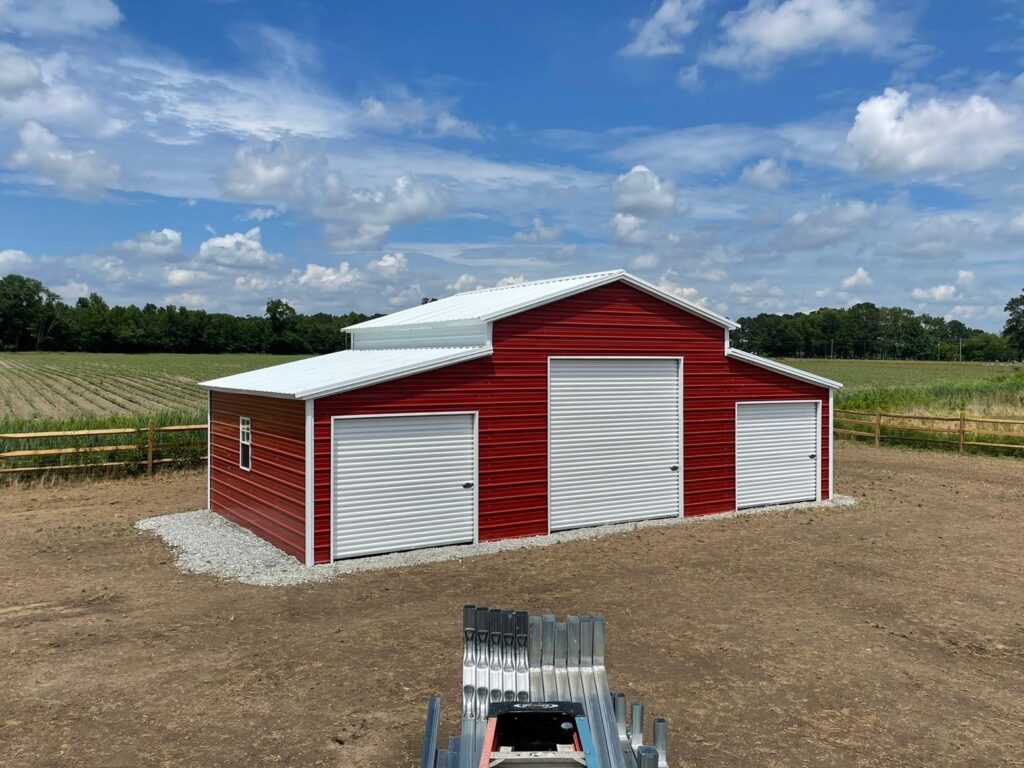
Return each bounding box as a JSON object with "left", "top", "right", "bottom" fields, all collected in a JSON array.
[
  {"left": 199, "top": 345, "right": 494, "bottom": 400},
  {"left": 726, "top": 348, "right": 843, "bottom": 390}
]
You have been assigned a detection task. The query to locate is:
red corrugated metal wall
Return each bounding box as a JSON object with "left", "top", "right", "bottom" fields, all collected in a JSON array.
[
  {"left": 312, "top": 281, "right": 830, "bottom": 563},
  {"left": 209, "top": 391, "right": 306, "bottom": 560}
]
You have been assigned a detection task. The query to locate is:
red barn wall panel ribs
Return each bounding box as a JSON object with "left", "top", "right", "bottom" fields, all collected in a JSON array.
[
  {"left": 311, "top": 282, "right": 831, "bottom": 564},
  {"left": 210, "top": 391, "right": 306, "bottom": 560}
]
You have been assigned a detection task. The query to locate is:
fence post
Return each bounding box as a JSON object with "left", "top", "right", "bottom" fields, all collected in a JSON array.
[
  {"left": 874, "top": 410, "right": 881, "bottom": 448},
  {"left": 147, "top": 419, "right": 155, "bottom": 477},
  {"left": 959, "top": 412, "right": 965, "bottom": 454}
]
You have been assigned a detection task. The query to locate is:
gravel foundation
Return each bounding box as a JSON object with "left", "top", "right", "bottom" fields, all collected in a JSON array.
[{"left": 137, "top": 495, "right": 857, "bottom": 587}]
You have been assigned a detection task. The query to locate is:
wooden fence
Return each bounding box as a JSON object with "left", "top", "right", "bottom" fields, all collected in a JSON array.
[
  {"left": 0, "top": 422, "right": 207, "bottom": 476},
  {"left": 834, "top": 409, "right": 1024, "bottom": 454}
]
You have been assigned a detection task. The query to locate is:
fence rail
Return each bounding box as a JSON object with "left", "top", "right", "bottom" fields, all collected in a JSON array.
[
  {"left": 834, "top": 409, "right": 1024, "bottom": 455},
  {"left": 0, "top": 421, "right": 207, "bottom": 477}
]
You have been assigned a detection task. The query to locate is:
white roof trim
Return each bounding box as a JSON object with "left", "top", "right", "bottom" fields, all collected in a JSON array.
[
  {"left": 346, "top": 269, "right": 740, "bottom": 331},
  {"left": 726, "top": 348, "right": 843, "bottom": 390},
  {"left": 200, "top": 346, "right": 493, "bottom": 400}
]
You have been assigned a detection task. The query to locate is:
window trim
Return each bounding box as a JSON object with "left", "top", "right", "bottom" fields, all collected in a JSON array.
[{"left": 239, "top": 416, "right": 252, "bottom": 471}]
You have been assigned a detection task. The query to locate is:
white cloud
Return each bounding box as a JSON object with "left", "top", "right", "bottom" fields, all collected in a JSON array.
[
  {"left": 234, "top": 274, "right": 270, "bottom": 292},
  {"left": 198, "top": 227, "right": 280, "bottom": 268},
  {"left": 295, "top": 261, "right": 361, "bottom": 291},
  {"left": 841, "top": 266, "right": 873, "bottom": 289},
  {"left": 657, "top": 268, "right": 708, "bottom": 306},
  {"left": 629, "top": 253, "right": 661, "bottom": 270},
  {"left": 10, "top": 120, "right": 120, "bottom": 197},
  {"left": 611, "top": 212, "right": 649, "bottom": 245},
  {"left": 0, "top": 0, "right": 121, "bottom": 37},
  {"left": 1005, "top": 211, "right": 1024, "bottom": 238},
  {"left": 620, "top": 0, "right": 706, "bottom": 57},
  {"left": 677, "top": 64, "right": 701, "bottom": 89},
  {"left": 846, "top": 88, "right": 1024, "bottom": 175},
  {"left": 164, "top": 268, "right": 208, "bottom": 287},
  {"left": 911, "top": 284, "right": 956, "bottom": 302},
  {"left": 446, "top": 273, "right": 480, "bottom": 292},
  {"left": 514, "top": 217, "right": 563, "bottom": 242},
  {"left": 0, "top": 44, "right": 41, "bottom": 94},
  {"left": 0, "top": 248, "right": 30, "bottom": 270},
  {"left": 164, "top": 291, "right": 208, "bottom": 307},
  {"left": 781, "top": 199, "right": 875, "bottom": 250},
  {"left": 113, "top": 228, "right": 182, "bottom": 259},
  {"left": 366, "top": 252, "right": 409, "bottom": 279},
  {"left": 739, "top": 157, "right": 787, "bottom": 189},
  {"left": 955, "top": 270, "right": 975, "bottom": 289},
  {"left": 359, "top": 95, "right": 481, "bottom": 139},
  {"left": 242, "top": 207, "right": 279, "bottom": 221},
  {"left": 382, "top": 282, "right": 423, "bottom": 308},
  {"left": 706, "top": 0, "right": 894, "bottom": 73},
  {"left": 614, "top": 165, "right": 676, "bottom": 217},
  {"left": 496, "top": 275, "right": 526, "bottom": 287},
  {"left": 53, "top": 279, "right": 90, "bottom": 300},
  {"left": 814, "top": 287, "right": 831, "bottom": 298}
]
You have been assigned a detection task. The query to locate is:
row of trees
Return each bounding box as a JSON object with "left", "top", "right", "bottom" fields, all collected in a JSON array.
[
  {"left": 733, "top": 301, "right": 1022, "bottom": 362},
  {"left": 3, "top": 272, "right": 1022, "bottom": 360},
  {"left": 0, "top": 274, "right": 373, "bottom": 354}
]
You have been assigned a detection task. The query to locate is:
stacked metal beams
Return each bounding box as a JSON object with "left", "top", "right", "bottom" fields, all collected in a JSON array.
[{"left": 424, "top": 605, "right": 670, "bottom": 768}]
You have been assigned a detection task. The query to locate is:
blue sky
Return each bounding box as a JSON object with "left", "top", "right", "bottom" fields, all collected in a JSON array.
[{"left": 1, "top": 0, "right": 1023, "bottom": 330}]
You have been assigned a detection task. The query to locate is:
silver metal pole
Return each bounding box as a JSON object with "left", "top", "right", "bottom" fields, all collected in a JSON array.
[
  {"left": 653, "top": 717, "right": 668, "bottom": 768},
  {"left": 630, "top": 701, "right": 645, "bottom": 751}
]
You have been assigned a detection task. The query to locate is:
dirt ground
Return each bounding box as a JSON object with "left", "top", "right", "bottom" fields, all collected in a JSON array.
[{"left": 1, "top": 442, "right": 1021, "bottom": 768}]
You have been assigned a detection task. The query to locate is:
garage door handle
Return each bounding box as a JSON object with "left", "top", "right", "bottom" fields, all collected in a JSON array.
[
  {"left": 462, "top": 482, "right": 474, "bottom": 489},
  {"left": 808, "top": 454, "right": 816, "bottom": 459},
  {"left": 670, "top": 465, "right": 679, "bottom": 472}
]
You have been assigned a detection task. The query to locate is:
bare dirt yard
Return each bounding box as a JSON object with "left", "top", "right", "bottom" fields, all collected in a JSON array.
[{"left": 1, "top": 441, "right": 1022, "bottom": 768}]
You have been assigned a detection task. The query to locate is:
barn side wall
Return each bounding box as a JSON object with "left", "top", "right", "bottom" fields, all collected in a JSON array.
[
  {"left": 312, "top": 281, "right": 831, "bottom": 564},
  {"left": 209, "top": 391, "right": 306, "bottom": 561}
]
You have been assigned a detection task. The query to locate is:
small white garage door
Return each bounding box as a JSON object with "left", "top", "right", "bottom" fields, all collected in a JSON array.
[
  {"left": 736, "top": 401, "right": 819, "bottom": 509},
  {"left": 332, "top": 413, "right": 476, "bottom": 559},
  {"left": 549, "top": 358, "right": 681, "bottom": 530}
]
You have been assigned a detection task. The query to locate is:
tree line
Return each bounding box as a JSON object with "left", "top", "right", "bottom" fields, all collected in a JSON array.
[
  {"left": 0, "top": 274, "right": 374, "bottom": 354},
  {"left": 3, "top": 272, "right": 1023, "bottom": 361},
  {"left": 733, "top": 299, "right": 1024, "bottom": 362}
]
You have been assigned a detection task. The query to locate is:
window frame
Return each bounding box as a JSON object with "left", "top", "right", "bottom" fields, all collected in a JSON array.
[{"left": 239, "top": 416, "right": 252, "bottom": 471}]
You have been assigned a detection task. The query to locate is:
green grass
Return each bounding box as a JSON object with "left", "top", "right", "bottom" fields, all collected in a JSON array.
[{"left": 779, "top": 359, "right": 1024, "bottom": 416}]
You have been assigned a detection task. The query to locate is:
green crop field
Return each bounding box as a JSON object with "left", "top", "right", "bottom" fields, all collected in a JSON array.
[
  {"left": 780, "top": 359, "right": 1024, "bottom": 416},
  {"left": 0, "top": 352, "right": 309, "bottom": 433}
]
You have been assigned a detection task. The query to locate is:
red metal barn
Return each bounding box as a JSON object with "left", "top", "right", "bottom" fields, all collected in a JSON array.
[{"left": 201, "top": 270, "right": 842, "bottom": 565}]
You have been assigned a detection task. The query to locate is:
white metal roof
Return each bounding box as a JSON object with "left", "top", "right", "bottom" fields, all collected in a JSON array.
[
  {"left": 347, "top": 270, "right": 740, "bottom": 331},
  {"left": 199, "top": 346, "right": 492, "bottom": 400},
  {"left": 725, "top": 348, "right": 843, "bottom": 390}
]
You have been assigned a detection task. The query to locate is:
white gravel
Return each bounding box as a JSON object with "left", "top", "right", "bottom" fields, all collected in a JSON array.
[{"left": 136, "top": 495, "right": 857, "bottom": 587}]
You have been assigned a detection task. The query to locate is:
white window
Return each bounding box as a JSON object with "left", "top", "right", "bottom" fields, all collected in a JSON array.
[{"left": 239, "top": 417, "right": 252, "bottom": 471}]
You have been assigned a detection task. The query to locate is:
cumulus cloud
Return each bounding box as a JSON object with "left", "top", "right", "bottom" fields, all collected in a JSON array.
[
  {"left": 739, "top": 157, "right": 788, "bottom": 189},
  {"left": 242, "top": 207, "right": 280, "bottom": 221},
  {"left": 296, "top": 261, "right": 361, "bottom": 291},
  {"left": 366, "top": 252, "right": 408, "bottom": 279},
  {"left": 11, "top": 120, "right": 119, "bottom": 198},
  {"left": 164, "top": 268, "right": 208, "bottom": 287},
  {"left": 614, "top": 165, "right": 676, "bottom": 217},
  {"left": 514, "top": 217, "right": 563, "bottom": 243},
  {"left": 0, "top": 44, "right": 41, "bottom": 94},
  {"left": 620, "top": 0, "right": 706, "bottom": 57},
  {"left": 53, "top": 279, "right": 90, "bottom": 300},
  {"left": 629, "top": 253, "right": 661, "bottom": 270},
  {"left": 657, "top": 268, "right": 709, "bottom": 306},
  {"left": 446, "top": 273, "right": 480, "bottom": 292},
  {"left": 496, "top": 275, "right": 526, "bottom": 287},
  {"left": 0, "top": 0, "right": 122, "bottom": 37},
  {"left": 956, "top": 270, "right": 975, "bottom": 289},
  {"left": 198, "top": 227, "right": 280, "bottom": 268},
  {"left": 781, "top": 199, "right": 875, "bottom": 250},
  {"left": 846, "top": 88, "right": 1024, "bottom": 175},
  {"left": 706, "top": 0, "right": 896, "bottom": 73},
  {"left": 113, "top": 228, "right": 182, "bottom": 259},
  {"left": 220, "top": 141, "right": 449, "bottom": 251},
  {"left": 841, "top": 266, "right": 873, "bottom": 289},
  {"left": 911, "top": 284, "right": 956, "bottom": 302},
  {"left": 359, "top": 95, "right": 481, "bottom": 139},
  {"left": 611, "top": 212, "right": 649, "bottom": 245},
  {"left": 0, "top": 248, "right": 31, "bottom": 270}
]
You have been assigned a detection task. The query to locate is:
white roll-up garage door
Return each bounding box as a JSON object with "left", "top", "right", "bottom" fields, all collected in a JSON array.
[
  {"left": 736, "top": 401, "right": 819, "bottom": 509},
  {"left": 549, "top": 358, "right": 682, "bottom": 530},
  {"left": 332, "top": 413, "right": 476, "bottom": 559}
]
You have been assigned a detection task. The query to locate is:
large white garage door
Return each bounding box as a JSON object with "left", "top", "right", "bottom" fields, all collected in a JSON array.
[
  {"left": 332, "top": 413, "right": 476, "bottom": 559},
  {"left": 549, "top": 358, "right": 681, "bottom": 530},
  {"left": 736, "top": 401, "right": 819, "bottom": 509}
]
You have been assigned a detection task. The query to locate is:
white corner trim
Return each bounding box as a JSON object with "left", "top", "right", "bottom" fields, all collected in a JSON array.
[
  {"left": 725, "top": 348, "right": 843, "bottom": 390},
  {"left": 304, "top": 399, "right": 315, "bottom": 567},
  {"left": 829, "top": 389, "right": 835, "bottom": 500}
]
